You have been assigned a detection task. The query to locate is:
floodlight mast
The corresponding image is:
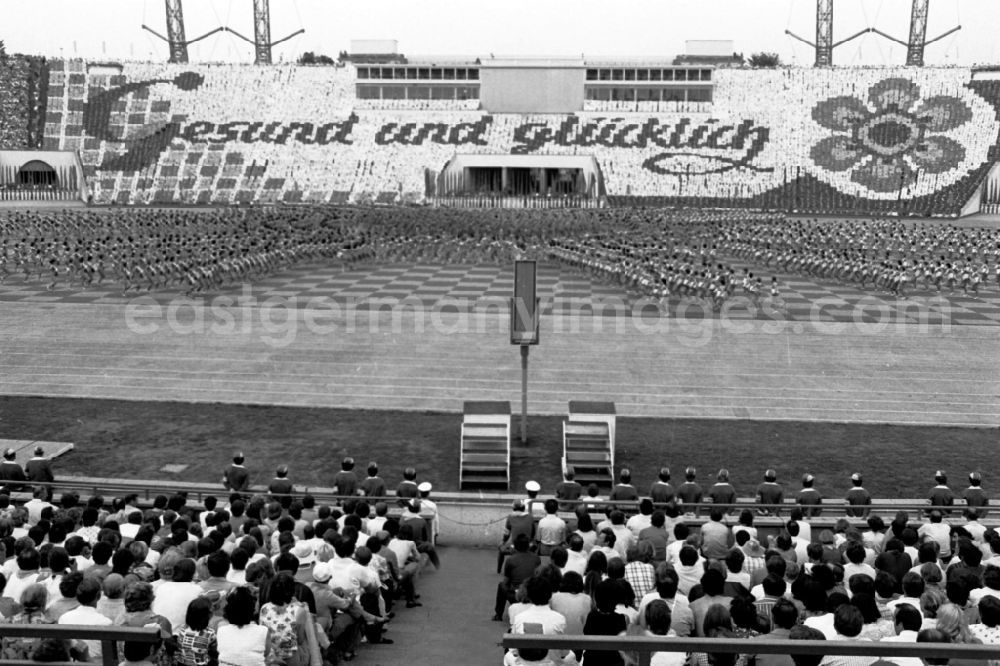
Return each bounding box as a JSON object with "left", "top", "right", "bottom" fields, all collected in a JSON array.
[
  {"left": 869, "top": 0, "right": 961, "bottom": 66},
  {"left": 141, "top": 0, "right": 225, "bottom": 63},
  {"left": 784, "top": 0, "right": 869, "bottom": 67}
]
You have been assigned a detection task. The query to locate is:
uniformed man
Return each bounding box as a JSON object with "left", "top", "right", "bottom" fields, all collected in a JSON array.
[
  {"left": 0, "top": 449, "right": 27, "bottom": 492},
  {"left": 608, "top": 468, "right": 639, "bottom": 508},
  {"left": 756, "top": 469, "right": 784, "bottom": 517},
  {"left": 676, "top": 467, "right": 703, "bottom": 516},
  {"left": 332, "top": 457, "right": 359, "bottom": 498},
  {"left": 649, "top": 467, "right": 675, "bottom": 506},
  {"left": 796, "top": 474, "right": 823, "bottom": 518},
  {"left": 222, "top": 451, "right": 250, "bottom": 494},
  {"left": 24, "top": 446, "right": 54, "bottom": 500},
  {"left": 417, "top": 481, "right": 439, "bottom": 543},
  {"left": 396, "top": 467, "right": 419, "bottom": 506},
  {"left": 929, "top": 470, "right": 955, "bottom": 515},
  {"left": 359, "top": 462, "right": 387, "bottom": 499},
  {"left": 268, "top": 465, "right": 294, "bottom": 508},
  {"left": 963, "top": 472, "right": 989, "bottom": 518},
  {"left": 845, "top": 473, "right": 872, "bottom": 518},
  {"left": 707, "top": 469, "right": 737, "bottom": 514}
]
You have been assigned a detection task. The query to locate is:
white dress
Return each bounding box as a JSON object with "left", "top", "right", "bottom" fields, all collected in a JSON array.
[{"left": 217, "top": 623, "right": 269, "bottom": 666}]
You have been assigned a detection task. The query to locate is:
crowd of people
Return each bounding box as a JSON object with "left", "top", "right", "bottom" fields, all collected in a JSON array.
[
  {"left": 0, "top": 451, "right": 443, "bottom": 665},
  {"left": 28, "top": 58, "right": 997, "bottom": 214},
  {"left": 498, "top": 467, "right": 999, "bottom": 666},
  {"left": 0, "top": 54, "right": 46, "bottom": 151},
  {"left": 5, "top": 206, "right": 1000, "bottom": 307}
]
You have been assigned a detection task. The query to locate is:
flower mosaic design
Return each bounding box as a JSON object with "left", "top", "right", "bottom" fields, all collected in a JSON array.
[{"left": 810, "top": 78, "right": 972, "bottom": 193}]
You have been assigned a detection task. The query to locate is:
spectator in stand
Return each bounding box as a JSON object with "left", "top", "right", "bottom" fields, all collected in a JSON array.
[
  {"left": 97, "top": 573, "right": 125, "bottom": 622},
  {"left": 607, "top": 512, "right": 635, "bottom": 561},
  {"left": 638, "top": 511, "right": 669, "bottom": 564},
  {"left": 173, "top": 597, "right": 218, "bottom": 666},
  {"left": 970, "top": 595, "right": 1000, "bottom": 644},
  {"left": 750, "top": 597, "right": 798, "bottom": 665},
  {"left": 690, "top": 569, "right": 732, "bottom": 636},
  {"left": 649, "top": 468, "right": 675, "bottom": 505},
  {"left": 723, "top": 548, "right": 751, "bottom": 596},
  {"left": 217, "top": 587, "right": 271, "bottom": 666},
  {"left": 0, "top": 584, "right": 52, "bottom": 661},
  {"left": 919, "top": 511, "right": 953, "bottom": 563},
  {"left": 875, "top": 538, "right": 913, "bottom": 581},
  {"left": 333, "top": 458, "right": 359, "bottom": 497},
  {"left": 495, "top": 534, "right": 540, "bottom": 622},
  {"left": 733, "top": 510, "right": 757, "bottom": 543},
  {"left": 573, "top": 508, "right": 597, "bottom": 554},
  {"left": 582, "top": 580, "right": 628, "bottom": 666},
  {"left": 634, "top": 599, "right": 687, "bottom": 666},
  {"left": 739, "top": 535, "right": 766, "bottom": 580},
  {"left": 565, "top": 534, "right": 588, "bottom": 576},
  {"left": 267, "top": 465, "right": 294, "bottom": 509},
  {"left": 510, "top": 576, "right": 570, "bottom": 664},
  {"left": 701, "top": 508, "right": 734, "bottom": 562},
  {"left": 59, "top": 576, "right": 112, "bottom": 662},
  {"left": 222, "top": 452, "right": 250, "bottom": 494},
  {"left": 845, "top": 474, "right": 872, "bottom": 518},
  {"left": 676, "top": 468, "right": 703, "bottom": 516},
  {"left": 551, "top": 571, "right": 590, "bottom": 636},
  {"left": 626, "top": 499, "right": 654, "bottom": 538},
  {"left": 756, "top": 469, "right": 784, "bottom": 516},
  {"left": 624, "top": 543, "right": 656, "bottom": 603},
  {"left": 883, "top": 602, "right": 923, "bottom": 643},
  {"left": 796, "top": 474, "right": 823, "bottom": 518},
  {"left": 707, "top": 469, "right": 737, "bottom": 514},
  {"left": 359, "top": 462, "right": 386, "bottom": 499},
  {"left": 929, "top": 471, "right": 955, "bottom": 515},
  {"left": 536, "top": 499, "right": 566, "bottom": 557},
  {"left": 555, "top": 467, "right": 583, "bottom": 512},
  {"left": 964, "top": 473, "right": 989, "bottom": 519}
]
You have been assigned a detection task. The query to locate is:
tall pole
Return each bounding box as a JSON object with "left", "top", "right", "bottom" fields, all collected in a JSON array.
[
  {"left": 907, "top": 0, "right": 930, "bottom": 66},
  {"left": 815, "top": 0, "right": 834, "bottom": 66},
  {"left": 164, "top": 0, "right": 189, "bottom": 64},
  {"left": 253, "top": 0, "right": 273, "bottom": 64},
  {"left": 520, "top": 345, "right": 529, "bottom": 444}
]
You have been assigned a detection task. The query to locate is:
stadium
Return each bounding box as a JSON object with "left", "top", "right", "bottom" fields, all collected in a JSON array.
[{"left": 2, "top": 0, "right": 1000, "bottom": 664}]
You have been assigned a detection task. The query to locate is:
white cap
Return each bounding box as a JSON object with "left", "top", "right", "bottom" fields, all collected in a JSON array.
[
  {"left": 418, "top": 482, "right": 432, "bottom": 493},
  {"left": 312, "top": 562, "right": 331, "bottom": 583},
  {"left": 291, "top": 542, "right": 314, "bottom": 565},
  {"left": 525, "top": 480, "right": 541, "bottom": 492}
]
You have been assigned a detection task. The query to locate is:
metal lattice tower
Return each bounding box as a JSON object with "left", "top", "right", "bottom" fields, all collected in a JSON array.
[
  {"left": 253, "top": 0, "right": 273, "bottom": 65},
  {"left": 815, "top": 0, "right": 834, "bottom": 66},
  {"left": 164, "top": 0, "right": 188, "bottom": 64},
  {"left": 907, "top": 0, "right": 930, "bottom": 66}
]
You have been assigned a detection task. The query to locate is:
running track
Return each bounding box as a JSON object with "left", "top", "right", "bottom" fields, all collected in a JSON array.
[{"left": 1, "top": 262, "right": 999, "bottom": 427}]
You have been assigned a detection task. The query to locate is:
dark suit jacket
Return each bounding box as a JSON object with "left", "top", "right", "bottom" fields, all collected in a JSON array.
[{"left": 25, "top": 458, "right": 54, "bottom": 483}]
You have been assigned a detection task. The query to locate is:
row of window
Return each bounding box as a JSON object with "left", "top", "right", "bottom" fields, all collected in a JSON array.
[
  {"left": 584, "top": 86, "right": 713, "bottom": 102},
  {"left": 355, "top": 66, "right": 480, "bottom": 81},
  {"left": 356, "top": 84, "right": 480, "bottom": 100},
  {"left": 586, "top": 68, "right": 713, "bottom": 82}
]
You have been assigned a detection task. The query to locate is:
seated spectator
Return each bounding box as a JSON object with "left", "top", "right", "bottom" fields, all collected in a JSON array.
[
  {"left": 0, "top": 584, "right": 52, "bottom": 660},
  {"left": 582, "top": 580, "right": 628, "bottom": 666}
]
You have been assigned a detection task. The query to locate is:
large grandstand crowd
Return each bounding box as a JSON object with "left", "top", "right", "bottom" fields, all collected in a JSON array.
[
  {"left": 0, "top": 452, "right": 445, "bottom": 665},
  {"left": 498, "top": 468, "right": 1000, "bottom": 665},
  {"left": 1, "top": 59, "right": 991, "bottom": 212}
]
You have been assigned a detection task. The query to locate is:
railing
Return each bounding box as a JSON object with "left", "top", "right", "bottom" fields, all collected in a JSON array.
[
  {"left": 25, "top": 478, "right": 991, "bottom": 517},
  {"left": 0, "top": 188, "right": 81, "bottom": 201},
  {"left": 0, "top": 624, "right": 159, "bottom": 666},
  {"left": 502, "top": 634, "right": 1000, "bottom": 666},
  {"left": 430, "top": 194, "right": 604, "bottom": 209}
]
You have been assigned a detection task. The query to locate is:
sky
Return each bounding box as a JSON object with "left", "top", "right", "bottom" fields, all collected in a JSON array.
[{"left": 1, "top": 0, "right": 995, "bottom": 66}]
